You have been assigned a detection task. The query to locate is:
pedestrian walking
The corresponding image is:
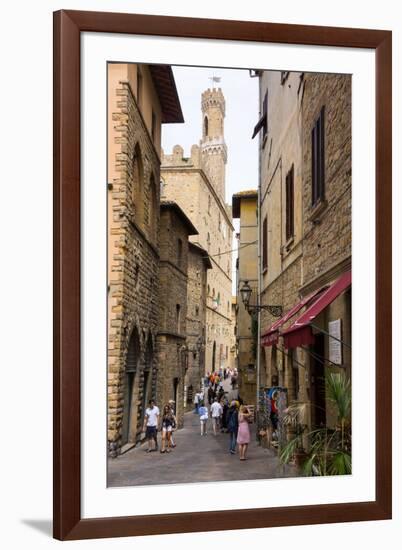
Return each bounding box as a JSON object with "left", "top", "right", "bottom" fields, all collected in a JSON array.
[
  {"left": 237, "top": 405, "right": 252, "bottom": 460},
  {"left": 194, "top": 390, "right": 200, "bottom": 414},
  {"left": 199, "top": 402, "right": 208, "bottom": 435},
  {"left": 210, "top": 397, "right": 223, "bottom": 435},
  {"left": 143, "top": 399, "right": 160, "bottom": 452},
  {"left": 168, "top": 399, "right": 177, "bottom": 448},
  {"left": 221, "top": 396, "right": 229, "bottom": 432},
  {"left": 160, "top": 404, "right": 175, "bottom": 453},
  {"left": 227, "top": 400, "right": 239, "bottom": 454},
  {"left": 208, "top": 385, "right": 214, "bottom": 405}
]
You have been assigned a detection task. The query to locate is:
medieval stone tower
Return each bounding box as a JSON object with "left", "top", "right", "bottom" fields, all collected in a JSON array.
[{"left": 200, "top": 88, "right": 227, "bottom": 200}]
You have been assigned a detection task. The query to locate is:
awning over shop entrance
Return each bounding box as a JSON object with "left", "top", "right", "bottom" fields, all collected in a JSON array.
[
  {"left": 282, "top": 270, "right": 351, "bottom": 349},
  {"left": 261, "top": 287, "right": 327, "bottom": 347}
]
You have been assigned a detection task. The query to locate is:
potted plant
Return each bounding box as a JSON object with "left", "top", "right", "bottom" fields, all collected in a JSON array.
[{"left": 279, "top": 372, "right": 352, "bottom": 476}]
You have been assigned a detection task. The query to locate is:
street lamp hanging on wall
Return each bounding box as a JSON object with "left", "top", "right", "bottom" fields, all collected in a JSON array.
[{"left": 239, "top": 280, "right": 283, "bottom": 318}]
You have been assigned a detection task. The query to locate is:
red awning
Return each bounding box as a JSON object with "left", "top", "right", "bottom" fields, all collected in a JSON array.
[
  {"left": 261, "top": 287, "right": 327, "bottom": 347},
  {"left": 283, "top": 270, "right": 351, "bottom": 349}
]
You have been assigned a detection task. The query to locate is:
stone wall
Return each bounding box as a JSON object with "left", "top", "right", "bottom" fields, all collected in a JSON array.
[
  {"left": 301, "top": 73, "right": 352, "bottom": 287},
  {"left": 258, "top": 71, "right": 352, "bottom": 434},
  {"left": 161, "top": 151, "right": 233, "bottom": 377},
  {"left": 108, "top": 76, "right": 160, "bottom": 457},
  {"left": 185, "top": 244, "right": 209, "bottom": 405},
  {"left": 156, "top": 205, "right": 192, "bottom": 428}
]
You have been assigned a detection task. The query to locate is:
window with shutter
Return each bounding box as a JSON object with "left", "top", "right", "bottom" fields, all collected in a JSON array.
[
  {"left": 286, "top": 165, "right": 295, "bottom": 241},
  {"left": 252, "top": 91, "right": 268, "bottom": 139},
  {"left": 312, "top": 107, "right": 325, "bottom": 206}
]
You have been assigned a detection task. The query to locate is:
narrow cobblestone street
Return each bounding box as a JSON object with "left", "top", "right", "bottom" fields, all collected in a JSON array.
[{"left": 108, "top": 408, "right": 297, "bottom": 487}]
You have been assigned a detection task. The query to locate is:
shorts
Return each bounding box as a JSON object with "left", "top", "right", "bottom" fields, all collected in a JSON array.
[
  {"left": 145, "top": 426, "right": 157, "bottom": 439},
  {"left": 162, "top": 425, "right": 172, "bottom": 433}
]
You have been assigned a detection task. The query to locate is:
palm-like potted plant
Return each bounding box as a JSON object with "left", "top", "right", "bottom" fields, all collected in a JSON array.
[{"left": 279, "top": 372, "right": 352, "bottom": 476}]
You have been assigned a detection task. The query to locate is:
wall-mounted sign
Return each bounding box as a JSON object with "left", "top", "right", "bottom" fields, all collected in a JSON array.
[{"left": 328, "top": 319, "right": 342, "bottom": 365}]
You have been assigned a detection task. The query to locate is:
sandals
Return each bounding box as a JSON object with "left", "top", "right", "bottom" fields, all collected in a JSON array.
[{"left": 160, "top": 449, "right": 166, "bottom": 453}]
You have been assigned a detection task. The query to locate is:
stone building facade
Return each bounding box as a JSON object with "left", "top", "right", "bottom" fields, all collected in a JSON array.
[
  {"left": 255, "top": 70, "right": 351, "bottom": 431},
  {"left": 161, "top": 87, "right": 234, "bottom": 377},
  {"left": 232, "top": 190, "right": 258, "bottom": 404},
  {"left": 184, "top": 242, "right": 212, "bottom": 408},
  {"left": 156, "top": 202, "right": 198, "bottom": 428},
  {"left": 107, "top": 63, "right": 183, "bottom": 456}
]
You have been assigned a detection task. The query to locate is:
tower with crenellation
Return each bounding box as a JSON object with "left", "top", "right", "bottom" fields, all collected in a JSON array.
[
  {"left": 161, "top": 86, "right": 234, "bottom": 383},
  {"left": 200, "top": 88, "right": 227, "bottom": 201}
]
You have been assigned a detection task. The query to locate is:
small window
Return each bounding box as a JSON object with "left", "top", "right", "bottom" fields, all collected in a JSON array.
[
  {"left": 204, "top": 116, "right": 209, "bottom": 138},
  {"left": 262, "top": 216, "right": 268, "bottom": 270},
  {"left": 195, "top": 306, "right": 199, "bottom": 316},
  {"left": 285, "top": 165, "right": 295, "bottom": 241},
  {"left": 218, "top": 213, "right": 221, "bottom": 232},
  {"left": 312, "top": 106, "right": 325, "bottom": 206}
]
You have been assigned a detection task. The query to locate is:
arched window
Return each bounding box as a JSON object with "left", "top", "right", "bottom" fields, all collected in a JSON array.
[
  {"left": 148, "top": 173, "right": 158, "bottom": 243},
  {"left": 204, "top": 116, "right": 209, "bottom": 138},
  {"left": 132, "top": 144, "right": 145, "bottom": 229}
]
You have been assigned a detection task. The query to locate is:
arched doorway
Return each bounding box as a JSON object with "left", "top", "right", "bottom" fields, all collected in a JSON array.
[
  {"left": 122, "top": 327, "right": 140, "bottom": 446},
  {"left": 212, "top": 341, "right": 216, "bottom": 372}
]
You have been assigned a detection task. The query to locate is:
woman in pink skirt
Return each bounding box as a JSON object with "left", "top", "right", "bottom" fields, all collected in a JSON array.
[{"left": 237, "top": 405, "right": 252, "bottom": 460}]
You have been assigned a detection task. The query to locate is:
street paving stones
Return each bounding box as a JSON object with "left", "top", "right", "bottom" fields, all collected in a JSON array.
[{"left": 108, "top": 410, "right": 298, "bottom": 487}]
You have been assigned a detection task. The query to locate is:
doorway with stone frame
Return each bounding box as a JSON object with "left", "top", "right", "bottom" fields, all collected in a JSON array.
[{"left": 121, "top": 327, "right": 140, "bottom": 447}]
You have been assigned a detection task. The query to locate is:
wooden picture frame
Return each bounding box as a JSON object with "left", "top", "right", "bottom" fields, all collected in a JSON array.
[{"left": 53, "top": 9, "right": 392, "bottom": 540}]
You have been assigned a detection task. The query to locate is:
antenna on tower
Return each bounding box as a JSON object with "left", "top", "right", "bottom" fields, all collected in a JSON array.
[{"left": 208, "top": 75, "right": 221, "bottom": 86}]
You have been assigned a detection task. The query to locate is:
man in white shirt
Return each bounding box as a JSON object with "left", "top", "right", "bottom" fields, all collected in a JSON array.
[
  {"left": 210, "top": 397, "right": 223, "bottom": 436},
  {"left": 143, "top": 399, "right": 160, "bottom": 452}
]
